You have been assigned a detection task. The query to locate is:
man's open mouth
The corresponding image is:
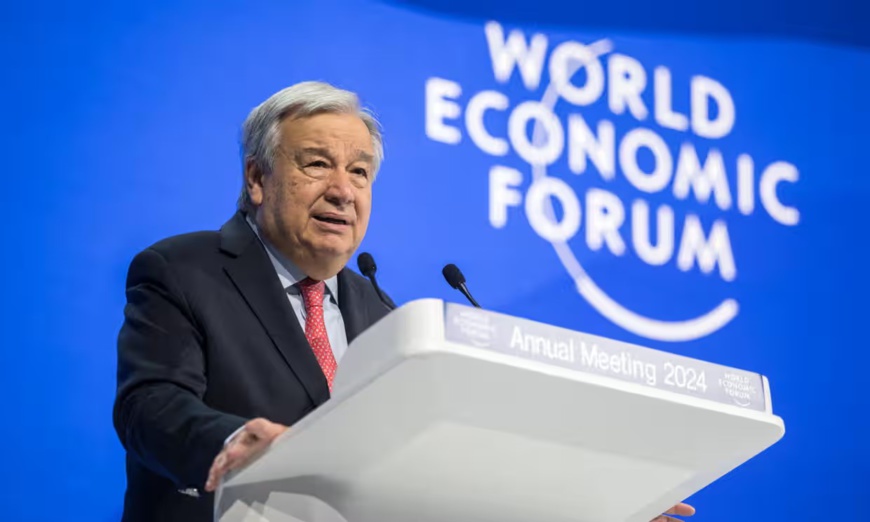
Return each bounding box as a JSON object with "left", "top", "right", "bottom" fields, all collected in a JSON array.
[{"left": 314, "top": 215, "right": 350, "bottom": 225}]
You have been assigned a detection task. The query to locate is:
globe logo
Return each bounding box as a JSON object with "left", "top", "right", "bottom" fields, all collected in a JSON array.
[{"left": 425, "top": 21, "right": 800, "bottom": 342}]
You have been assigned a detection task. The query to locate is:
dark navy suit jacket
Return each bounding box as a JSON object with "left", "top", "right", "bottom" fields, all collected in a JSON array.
[{"left": 113, "top": 211, "right": 392, "bottom": 522}]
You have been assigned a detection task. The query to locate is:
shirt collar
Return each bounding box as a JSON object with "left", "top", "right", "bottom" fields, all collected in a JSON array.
[{"left": 245, "top": 215, "right": 339, "bottom": 303}]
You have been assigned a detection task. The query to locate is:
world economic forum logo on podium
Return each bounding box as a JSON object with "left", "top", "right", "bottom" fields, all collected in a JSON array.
[
  {"left": 450, "top": 307, "right": 496, "bottom": 349},
  {"left": 424, "top": 21, "right": 800, "bottom": 342}
]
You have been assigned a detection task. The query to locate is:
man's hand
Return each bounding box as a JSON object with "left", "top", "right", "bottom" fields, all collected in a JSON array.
[
  {"left": 204, "top": 418, "right": 287, "bottom": 492},
  {"left": 651, "top": 503, "right": 696, "bottom": 522}
]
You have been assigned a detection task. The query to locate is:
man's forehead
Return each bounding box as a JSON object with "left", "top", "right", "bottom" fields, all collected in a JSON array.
[{"left": 279, "top": 114, "right": 373, "bottom": 154}]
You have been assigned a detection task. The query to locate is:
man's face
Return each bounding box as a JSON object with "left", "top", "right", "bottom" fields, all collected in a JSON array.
[{"left": 247, "top": 112, "right": 374, "bottom": 279}]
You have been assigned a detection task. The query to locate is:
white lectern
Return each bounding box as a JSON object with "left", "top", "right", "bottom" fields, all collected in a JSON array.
[{"left": 217, "top": 299, "right": 784, "bottom": 522}]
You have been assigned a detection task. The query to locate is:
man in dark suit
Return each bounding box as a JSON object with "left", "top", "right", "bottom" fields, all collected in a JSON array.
[
  {"left": 113, "top": 81, "right": 392, "bottom": 522},
  {"left": 114, "top": 80, "right": 695, "bottom": 522}
]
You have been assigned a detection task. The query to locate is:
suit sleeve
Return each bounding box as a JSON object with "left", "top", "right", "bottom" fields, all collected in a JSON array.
[{"left": 113, "top": 247, "right": 247, "bottom": 489}]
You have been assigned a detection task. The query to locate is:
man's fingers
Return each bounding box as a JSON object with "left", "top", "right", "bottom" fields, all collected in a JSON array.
[
  {"left": 244, "top": 418, "right": 287, "bottom": 441},
  {"left": 204, "top": 436, "right": 254, "bottom": 492},
  {"left": 235, "top": 429, "right": 262, "bottom": 448},
  {"left": 218, "top": 437, "right": 266, "bottom": 472},
  {"left": 649, "top": 503, "right": 696, "bottom": 522},
  {"left": 205, "top": 419, "right": 289, "bottom": 493},
  {"left": 224, "top": 441, "right": 251, "bottom": 463},
  {"left": 664, "top": 503, "right": 696, "bottom": 516},
  {"left": 205, "top": 446, "right": 251, "bottom": 492},
  {"left": 205, "top": 451, "right": 228, "bottom": 492}
]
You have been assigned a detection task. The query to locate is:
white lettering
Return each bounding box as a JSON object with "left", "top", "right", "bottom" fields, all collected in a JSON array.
[
  {"left": 737, "top": 154, "right": 755, "bottom": 215},
  {"left": 619, "top": 128, "right": 673, "bottom": 193},
  {"left": 568, "top": 114, "right": 615, "bottom": 179},
  {"left": 632, "top": 200, "right": 674, "bottom": 266},
  {"left": 425, "top": 77, "right": 462, "bottom": 144},
  {"left": 485, "top": 21, "right": 548, "bottom": 90},
  {"left": 511, "top": 325, "right": 524, "bottom": 350},
  {"left": 508, "top": 101, "right": 564, "bottom": 166},
  {"left": 608, "top": 54, "right": 649, "bottom": 120},
  {"left": 550, "top": 42, "right": 606, "bottom": 106},
  {"left": 691, "top": 75, "right": 735, "bottom": 138},
  {"left": 677, "top": 215, "right": 737, "bottom": 281},
  {"left": 672, "top": 144, "right": 732, "bottom": 210},
  {"left": 654, "top": 66, "right": 689, "bottom": 131},
  {"left": 489, "top": 165, "right": 524, "bottom": 228},
  {"left": 586, "top": 188, "right": 626, "bottom": 255},
  {"left": 579, "top": 342, "right": 656, "bottom": 385},
  {"left": 525, "top": 177, "right": 582, "bottom": 242},
  {"left": 466, "top": 90, "right": 510, "bottom": 156},
  {"left": 760, "top": 161, "right": 800, "bottom": 225}
]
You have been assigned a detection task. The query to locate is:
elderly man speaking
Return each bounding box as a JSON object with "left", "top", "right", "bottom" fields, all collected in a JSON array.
[
  {"left": 113, "top": 82, "right": 392, "bottom": 522},
  {"left": 113, "top": 81, "right": 694, "bottom": 522}
]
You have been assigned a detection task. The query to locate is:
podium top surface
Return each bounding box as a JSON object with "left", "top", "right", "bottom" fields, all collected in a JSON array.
[{"left": 222, "top": 299, "right": 784, "bottom": 522}]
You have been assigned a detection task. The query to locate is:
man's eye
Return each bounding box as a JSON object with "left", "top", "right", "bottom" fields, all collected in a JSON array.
[
  {"left": 306, "top": 161, "right": 329, "bottom": 168},
  {"left": 353, "top": 168, "right": 369, "bottom": 178}
]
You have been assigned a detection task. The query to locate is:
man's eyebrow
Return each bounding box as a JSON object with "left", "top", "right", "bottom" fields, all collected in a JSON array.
[
  {"left": 354, "top": 151, "right": 375, "bottom": 164},
  {"left": 294, "top": 147, "right": 373, "bottom": 164},
  {"left": 296, "top": 147, "right": 375, "bottom": 163},
  {"left": 296, "top": 147, "right": 333, "bottom": 158}
]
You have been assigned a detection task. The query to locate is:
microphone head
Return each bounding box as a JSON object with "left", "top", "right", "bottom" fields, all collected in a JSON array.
[
  {"left": 357, "top": 252, "right": 377, "bottom": 277},
  {"left": 442, "top": 263, "right": 466, "bottom": 289}
]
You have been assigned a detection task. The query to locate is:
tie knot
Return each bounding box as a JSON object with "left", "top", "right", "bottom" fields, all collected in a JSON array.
[{"left": 299, "top": 277, "right": 325, "bottom": 309}]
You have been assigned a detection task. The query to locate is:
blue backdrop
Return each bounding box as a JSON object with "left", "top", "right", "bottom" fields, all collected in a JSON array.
[{"left": 3, "top": 0, "right": 868, "bottom": 519}]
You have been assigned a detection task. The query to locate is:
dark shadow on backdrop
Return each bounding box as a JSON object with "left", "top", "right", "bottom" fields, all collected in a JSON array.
[{"left": 384, "top": 0, "right": 869, "bottom": 48}]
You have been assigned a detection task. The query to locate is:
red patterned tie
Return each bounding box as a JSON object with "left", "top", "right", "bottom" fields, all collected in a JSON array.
[{"left": 299, "top": 278, "right": 338, "bottom": 391}]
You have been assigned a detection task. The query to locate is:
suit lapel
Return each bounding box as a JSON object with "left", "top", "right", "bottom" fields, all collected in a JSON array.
[
  {"left": 338, "top": 269, "right": 370, "bottom": 344},
  {"left": 219, "top": 213, "right": 330, "bottom": 407}
]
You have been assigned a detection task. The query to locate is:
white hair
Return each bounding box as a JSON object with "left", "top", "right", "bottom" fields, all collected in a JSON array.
[{"left": 237, "top": 81, "right": 384, "bottom": 212}]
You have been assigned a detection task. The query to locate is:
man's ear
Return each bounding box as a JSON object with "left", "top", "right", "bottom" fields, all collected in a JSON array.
[{"left": 244, "top": 159, "right": 265, "bottom": 207}]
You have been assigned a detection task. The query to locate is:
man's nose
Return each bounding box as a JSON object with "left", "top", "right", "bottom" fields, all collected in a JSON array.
[{"left": 324, "top": 169, "right": 355, "bottom": 206}]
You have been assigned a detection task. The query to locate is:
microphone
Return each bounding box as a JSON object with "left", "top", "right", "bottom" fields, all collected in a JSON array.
[
  {"left": 357, "top": 252, "right": 395, "bottom": 310},
  {"left": 442, "top": 263, "right": 481, "bottom": 308}
]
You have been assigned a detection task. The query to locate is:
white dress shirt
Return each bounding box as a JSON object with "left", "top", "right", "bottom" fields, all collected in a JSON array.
[{"left": 246, "top": 216, "right": 349, "bottom": 362}]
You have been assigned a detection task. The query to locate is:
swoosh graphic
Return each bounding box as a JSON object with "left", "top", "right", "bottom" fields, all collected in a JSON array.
[{"left": 528, "top": 39, "right": 738, "bottom": 342}]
